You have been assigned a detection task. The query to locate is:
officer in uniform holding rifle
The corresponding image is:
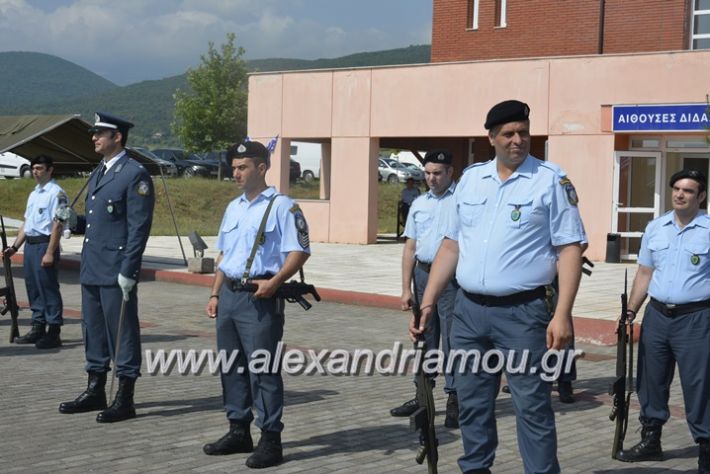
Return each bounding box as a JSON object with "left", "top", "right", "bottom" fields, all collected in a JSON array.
[
  {"left": 391, "top": 149, "right": 459, "bottom": 428},
  {"left": 414, "top": 100, "right": 585, "bottom": 474},
  {"left": 616, "top": 169, "right": 709, "bottom": 474},
  {"left": 202, "top": 139, "right": 310, "bottom": 469}
]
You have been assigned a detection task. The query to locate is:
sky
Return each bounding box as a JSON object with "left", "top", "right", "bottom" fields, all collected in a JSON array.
[{"left": 0, "top": 0, "right": 432, "bottom": 85}]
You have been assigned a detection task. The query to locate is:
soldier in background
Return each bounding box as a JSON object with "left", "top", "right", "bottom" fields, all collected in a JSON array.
[{"left": 2, "top": 155, "right": 66, "bottom": 349}]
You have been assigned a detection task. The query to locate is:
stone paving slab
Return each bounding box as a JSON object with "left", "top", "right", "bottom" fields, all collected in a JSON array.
[{"left": 0, "top": 269, "right": 700, "bottom": 473}]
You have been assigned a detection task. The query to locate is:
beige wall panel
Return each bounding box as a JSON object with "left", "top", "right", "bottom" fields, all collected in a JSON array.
[
  {"left": 332, "top": 69, "right": 372, "bottom": 137},
  {"left": 248, "top": 75, "right": 283, "bottom": 138},
  {"left": 282, "top": 72, "right": 333, "bottom": 138}
]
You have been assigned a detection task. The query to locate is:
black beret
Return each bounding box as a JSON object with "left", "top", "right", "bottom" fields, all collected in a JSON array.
[
  {"left": 484, "top": 100, "right": 530, "bottom": 130},
  {"left": 669, "top": 169, "right": 707, "bottom": 191},
  {"left": 423, "top": 149, "right": 453, "bottom": 165},
  {"left": 229, "top": 140, "right": 270, "bottom": 161},
  {"left": 89, "top": 111, "right": 134, "bottom": 136}
]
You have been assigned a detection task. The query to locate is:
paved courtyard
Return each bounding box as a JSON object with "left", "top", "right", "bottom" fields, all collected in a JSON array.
[{"left": 0, "top": 269, "right": 700, "bottom": 473}]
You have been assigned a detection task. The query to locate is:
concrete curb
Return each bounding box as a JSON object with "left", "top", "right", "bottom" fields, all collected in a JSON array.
[{"left": 9, "top": 253, "right": 630, "bottom": 345}]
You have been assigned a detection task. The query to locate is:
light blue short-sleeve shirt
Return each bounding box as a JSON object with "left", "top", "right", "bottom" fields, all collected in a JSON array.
[
  {"left": 217, "top": 187, "right": 311, "bottom": 279},
  {"left": 24, "top": 179, "right": 68, "bottom": 236},
  {"left": 403, "top": 183, "right": 456, "bottom": 263},
  {"left": 637, "top": 211, "right": 710, "bottom": 304},
  {"left": 448, "top": 155, "right": 586, "bottom": 296}
]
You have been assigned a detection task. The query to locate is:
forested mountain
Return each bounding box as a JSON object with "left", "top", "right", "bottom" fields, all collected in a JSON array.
[{"left": 0, "top": 45, "right": 431, "bottom": 147}]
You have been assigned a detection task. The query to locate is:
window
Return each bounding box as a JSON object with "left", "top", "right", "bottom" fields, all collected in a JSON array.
[
  {"left": 470, "top": 0, "right": 480, "bottom": 29},
  {"left": 692, "top": 0, "right": 710, "bottom": 49},
  {"left": 495, "top": 0, "right": 507, "bottom": 28}
]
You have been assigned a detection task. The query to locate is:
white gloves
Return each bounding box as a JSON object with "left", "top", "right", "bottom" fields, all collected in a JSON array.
[{"left": 117, "top": 274, "right": 136, "bottom": 302}]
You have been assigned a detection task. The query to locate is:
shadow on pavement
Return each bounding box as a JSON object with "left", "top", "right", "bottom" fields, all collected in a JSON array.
[{"left": 282, "top": 424, "right": 459, "bottom": 462}]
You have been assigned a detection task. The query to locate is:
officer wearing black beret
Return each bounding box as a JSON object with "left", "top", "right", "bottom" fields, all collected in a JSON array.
[
  {"left": 416, "top": 99, "right": 586, "bottom": 473},
  {"left": 617, "top": 169, "right": 710, "bottom": 471},
  {"left": 58, "top": 112, "right": 155, "bottom": 423}
]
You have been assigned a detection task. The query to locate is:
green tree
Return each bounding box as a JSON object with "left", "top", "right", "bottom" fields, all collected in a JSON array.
[{"left": 172, "top": 33, "right": 248, "bottom": 152}]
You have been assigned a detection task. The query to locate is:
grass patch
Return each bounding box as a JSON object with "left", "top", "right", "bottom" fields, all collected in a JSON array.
[{"left": 0, "top": 177, "right": 414, "bottom": 236}]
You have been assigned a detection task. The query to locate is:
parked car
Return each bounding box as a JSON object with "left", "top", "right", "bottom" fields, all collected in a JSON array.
[
  {"left": 130, "top": 147, "right": 178, "bottom": 177},
  {"left": 152, "top": 148, "right": 219, "bottom": 178},
  {"left": 195, "top": 151, "right": 232, "bottom": 180},
  {"left": 378, "top": 158, "right": 421, "bottom": 184},
  {"left": 399, "top": 162, "right": 426, "bottom": 180},
  {"left": 0, "top": 151, "right": 31, "bottom": 179}
]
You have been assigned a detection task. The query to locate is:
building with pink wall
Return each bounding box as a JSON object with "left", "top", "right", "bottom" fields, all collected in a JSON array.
[{"left": 248, "top": 49, "right": 710, "bottom": 261}]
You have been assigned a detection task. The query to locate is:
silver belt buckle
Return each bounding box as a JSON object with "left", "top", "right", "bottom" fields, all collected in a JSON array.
[{"left": 665, "top": 303, "right": 677, "bottom": 310}]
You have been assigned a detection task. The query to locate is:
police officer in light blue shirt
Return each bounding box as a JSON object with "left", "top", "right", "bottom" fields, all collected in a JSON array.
[
  {"left": 203, "top": 139, "right": 310, "bottom": 469},
  {"left": 3, "top": 155, "right": 66, "bottom": 349},
  {"left": 617, "top": 169, "right": 710, "bottom": 473},
  {"left": 58, "top": 112, "right": 155, "bottom": 424},
  {"left": 414, "top": 100, "right": 585, "bottom": 474},
  {"left": 390, "top": 149, "right": 461, "bottom": 428}
]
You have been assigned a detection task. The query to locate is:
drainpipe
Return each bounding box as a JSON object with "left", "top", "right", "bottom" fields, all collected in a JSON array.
[{"left": 598, "top": 0, "right": 606, "bottom": 54}]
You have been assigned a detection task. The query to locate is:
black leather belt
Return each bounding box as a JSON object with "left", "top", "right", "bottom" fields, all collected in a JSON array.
[
  {"left": 225, "top": 274, "right": 274, "bottom": 292},
  {"left": 25, "top": 235, "right": 50, "bottom": 244},
  {"left": 650, "top": 297, "right": 710, "bottom": 317},
  {"left": 416, "top": 261, "right": 432, "bottom": 273},
  {"left": 463, "top": 286, "right": 546, "bottom": 307}
]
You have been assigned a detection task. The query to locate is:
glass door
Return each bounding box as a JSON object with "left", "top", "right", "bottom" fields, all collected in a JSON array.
[{"left": 612, "top": 151, "right": 662, "bottom": 259}]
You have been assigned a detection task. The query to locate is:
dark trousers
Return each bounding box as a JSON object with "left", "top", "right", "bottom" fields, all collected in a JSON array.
[
  {"left": 217, "top": 285, "right": 285, "bottom": 432},
  {"left": 81, "top": 284, "right": 142, "bottom": 378},
  {"left": 452, "top": 292, "right": 559, "bottom": 474},
  {"left": 637, "top": 304, "right": 710, "bottom": 441},
  {"left": 414, "top": 265, "right": 457, "bottom": 393},
  {"left": 23, "top": 242, "right": 63, "bottom": 325}
]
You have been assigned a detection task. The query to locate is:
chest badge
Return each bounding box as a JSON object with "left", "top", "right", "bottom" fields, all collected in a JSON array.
[
  {"left": 511, "top": 205, "right": 521, "bottom": 222},
  {"left": 107, "top": 204, "right": 114, "bottom": 214},
  {"left": 691, "top": 254, "right": 700, "bottom": 266}
]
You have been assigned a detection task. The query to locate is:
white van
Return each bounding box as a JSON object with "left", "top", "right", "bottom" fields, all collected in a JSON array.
[
  {"left": 0, "top": 152, "right": 31, "bottom": 179},
  {"left": 290, "top": 142, "right": 322, "bottom": 182}
]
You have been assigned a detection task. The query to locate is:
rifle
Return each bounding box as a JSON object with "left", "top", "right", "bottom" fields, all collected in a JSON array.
[
  {"left": 408, "top": 266, "right": 438, "bottom": 473},
  {"left": 237, "top": 279, "right": 321, "bottom": 311},
  {"left": 1, "top": 216, "right": 21, "bottom": 342},
  {"left": 609, "top": 269, "right": 634, "bottom": 459}
]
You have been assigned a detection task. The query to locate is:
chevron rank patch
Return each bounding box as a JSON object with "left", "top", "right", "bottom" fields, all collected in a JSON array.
[
  {"left": 291, "top": 206, "right": 310, "bottom": 249},
  {"left": 559, "top": 177, "right": 578, "bottom": 206}
]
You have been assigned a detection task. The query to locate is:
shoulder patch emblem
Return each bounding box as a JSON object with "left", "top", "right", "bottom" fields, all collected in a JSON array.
[
  {"left": 137, "top": 181, "right": 150, "bottom": 197},
  {"left": 289, "top": 204, "right": 301, "bottom": 213},
  {"left": 294, "top": 210, "right": 309, "bottom": 249},
  {"left": 57, "top": 191, "right": 68, "bottom": 206},
  {"left": 559, "top": 178, "right": 578, "bottom": 206}
]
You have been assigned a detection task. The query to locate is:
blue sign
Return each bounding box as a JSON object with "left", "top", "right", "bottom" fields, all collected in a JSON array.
[{"left": 613, "top": 104, "right": 710, "bottom": 132}]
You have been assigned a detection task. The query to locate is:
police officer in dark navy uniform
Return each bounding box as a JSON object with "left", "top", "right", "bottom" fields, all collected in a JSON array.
[
  {"left": 415, "top": 100, "right": 586, "bottom": 474},
  {"left": 617, "top": 169, "right": 710, "bottom": 473},
  {"left": 202, "top": 140, "right": 310, "bottom": 469},
  {"left": 57, "top": 112, "right": 155, "bottom": 423},
  {"left": 3, "top": 155, "right": 67, "bottom": 349}
]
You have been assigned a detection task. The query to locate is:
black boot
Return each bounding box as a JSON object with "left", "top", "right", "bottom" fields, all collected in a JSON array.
[
  {"left": 445, "top": 392, "right": 459, "bottom": 428},
  {"left": 390, "top": 398, "right": 419, "bottom": 417},
  {"left": 14, "top": 322, "right": 45, "bottom": 344},
  {"left": 59, "top": 371, "right": 108, "bottom": 413},
  {"left": 246, "top": 431, "right": 283, "bottom": 469},
  {"left": 616, "top": 425, "right": 663, "bottom": 462},
  {"left": 203, "top": 420, "right": 253, "bottom": 455},
  {"left": 35, "top": 324, "right": 61, "bottom": 349},
  {"left": 699, "top": 439, "right": 710, "bottom": 474},
  {"left": 558, "top": 380, "right": 575, "bottom": 403},
  {"left": 96, "top": 377, "right": 136, "bottom": 423}
]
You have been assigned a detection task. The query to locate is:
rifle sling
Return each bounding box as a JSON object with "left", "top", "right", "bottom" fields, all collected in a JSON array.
[{"left": 241, "top": 194, "right": 280, "bottom": 282}]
